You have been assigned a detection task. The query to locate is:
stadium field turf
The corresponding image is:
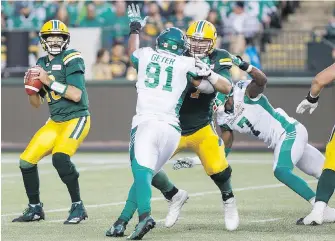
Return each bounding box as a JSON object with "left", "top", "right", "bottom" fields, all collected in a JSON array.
[{"left": 2, "top": 153, "right": 334, "bottom": 241}]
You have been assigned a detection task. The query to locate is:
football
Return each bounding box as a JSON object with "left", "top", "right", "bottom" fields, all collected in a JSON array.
[{"left": 24, "top": 67, "right": 43, "bottom": 95}]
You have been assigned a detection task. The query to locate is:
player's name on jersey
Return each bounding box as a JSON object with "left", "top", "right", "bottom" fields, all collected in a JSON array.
[{"left": 151, "top": 53, "right": 176, "bottom": 65}]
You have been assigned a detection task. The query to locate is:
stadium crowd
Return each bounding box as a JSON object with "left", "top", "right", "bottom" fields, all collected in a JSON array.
[{"left": 1, "top": 0, "right": 300, "bottom": 80}]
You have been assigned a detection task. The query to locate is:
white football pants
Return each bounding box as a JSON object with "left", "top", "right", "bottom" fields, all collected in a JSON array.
[
  {"left": 273, "top": 123, "right": 325, "bottom": 178},
  {"left": 130, "top": 120, "right": 181, "bottom": 173}
]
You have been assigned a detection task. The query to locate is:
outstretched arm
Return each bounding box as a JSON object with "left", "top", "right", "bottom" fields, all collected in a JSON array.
[
  {"left": 310, "top": 63, "right": 335, "bottom": 97},
  {"left": 230, "top": 54, "right": 267, "bottom": 98},
  {"left": 296, "top": 63, "right": 335, "bottom": 114},
  {"left": 245, "top": 66, "right": 267, "bottom": 98},
  {"left": 127, "top": 4, "right": 148, "bottom": 62}
]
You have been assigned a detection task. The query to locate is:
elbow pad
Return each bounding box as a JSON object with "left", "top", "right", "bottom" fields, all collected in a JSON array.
[{"left": 196, "top": 79, "right": 215, "bottom": 94}]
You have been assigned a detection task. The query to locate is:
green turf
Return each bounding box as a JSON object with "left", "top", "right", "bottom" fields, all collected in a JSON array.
[{"left": 1, "top": 153, "right": 335, "bottom": 241}]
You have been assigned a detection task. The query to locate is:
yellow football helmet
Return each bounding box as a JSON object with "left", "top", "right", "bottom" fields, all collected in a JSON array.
[
  {"left": 186, "top": 20, "right": 217, "bottom": 57},
  {"left": 39, "top": 20, "right": 70, "bottom": 55}
]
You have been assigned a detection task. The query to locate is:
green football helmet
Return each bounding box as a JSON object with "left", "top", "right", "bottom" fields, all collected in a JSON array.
[{"left": 156, "top": 27, "right": 187, "bottom": 56}]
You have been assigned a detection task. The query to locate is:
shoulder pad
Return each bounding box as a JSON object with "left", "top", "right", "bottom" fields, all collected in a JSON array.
[
  {"left": 214, "top": 48, "right": 232, "bottom": 67},
  {"left": 62, "top": 49, "right": 83, "bottom": 65},
  {"left": 36, "top": 56, "right": 46, "bottom": 66}
]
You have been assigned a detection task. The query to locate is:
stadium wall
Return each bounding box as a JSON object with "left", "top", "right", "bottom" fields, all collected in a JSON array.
[{"left": 2, "top": 78, "right": 334, "bottom": 152}]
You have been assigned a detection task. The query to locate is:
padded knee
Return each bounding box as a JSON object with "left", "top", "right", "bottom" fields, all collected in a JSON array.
[
  {"left": 52, "top": 152, "right": 79, "bottom": 184},
  {"left": 20, "top": 159, "right": 36, "bottom": 169},
  {"left": 210, "top": 166, "right": 232, "bottom": 184},
  {"left": 274, "top": 166, "right": 292, "bottom": 183}
]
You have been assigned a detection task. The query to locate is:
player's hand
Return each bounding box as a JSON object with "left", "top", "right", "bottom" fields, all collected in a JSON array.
[
  {"left": 230, "top": 54, "right": 243, "bottom": 67},
  {"left": 127, "top": 3, "right": 148, "bottom": 28},
  {"left": 195, "top": 57, "right": 212, "bottom": 77},
  {"left": 24, "top": 66, "right": 39, "bottom": 83},
  {"left": 32, "top": 66, "right": 52, "bottom": 86},
  {"left": 296, "top": 99, "right": 318, "bottom": 114}
]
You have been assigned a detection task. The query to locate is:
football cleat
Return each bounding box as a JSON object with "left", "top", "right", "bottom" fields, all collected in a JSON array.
[
  {"left": 297, "top": 201, "right": 326, "bottom": 225},
  {"left": 223, "top": 197, "right": 239, "bottom": 231},
  {"left": 106, "top": 219, "right": 128, "bottom": 237},
  {"left": 127, "top": 216, "right": 156, "bottom": 240},
  {"left": 12, "top": 203, "right": 45, "bottom": 222},
  {"left": 165, "top": 189, "right": 189, "bottom": 228},
  {"left": 324, "top": 205, "right": 335, "bottom": 223},
  {"left": 63, "top": 201, "right": 88, "bottom": 224}
]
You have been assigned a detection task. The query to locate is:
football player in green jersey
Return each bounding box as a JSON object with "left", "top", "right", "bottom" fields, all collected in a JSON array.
[{"left": 12, "top": 20, "right": 90, "bottom": 224}]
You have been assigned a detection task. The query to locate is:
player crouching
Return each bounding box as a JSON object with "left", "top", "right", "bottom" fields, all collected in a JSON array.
[{"left": 13, "top": 20, "right": 90, "bottom": 224}]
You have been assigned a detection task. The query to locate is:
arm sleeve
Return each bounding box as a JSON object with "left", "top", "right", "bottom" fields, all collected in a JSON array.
[
  {"left": 65, "top": 57, "right": 85, "bottom": 77},
  {"left": 196, "top": 80, "right": 215, "bottom": 94},
  {"left": 38, "top": 88, "right": 46, "bottom": 98},
  {"left": 130, "top": 48, "right": 145, "bottom": 71},
  {"left": 66, "top": 72, "right": 85, "bottom": 90},
  {"left": 186, "top": 58, "right": 200, "bottom": 81}
]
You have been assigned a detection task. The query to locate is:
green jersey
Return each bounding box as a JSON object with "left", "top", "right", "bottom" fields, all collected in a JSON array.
[
  {"left": 179, "top": 48, "right": 233, "bottom": 135},
  {"left": 37, "top": 49, "right": 90, "bottom": 122}
]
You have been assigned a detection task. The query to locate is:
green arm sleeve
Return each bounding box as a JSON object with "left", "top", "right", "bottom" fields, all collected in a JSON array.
[
  {"left": 65, "top": 58, "right": 85, "bottom": 76},
  {"left": 66, "top": 72, "right": 85, "bottom": 90},
  {"left": 130, "top": 53, "right": 139, "bottom": 71}
]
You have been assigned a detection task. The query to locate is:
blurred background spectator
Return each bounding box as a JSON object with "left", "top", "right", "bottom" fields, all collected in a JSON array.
[
  {"left": 110, "top": 42, "right": 129, "bottom": 78},
  {"left": 92, "top": 48, "right": 113, "bottom": 80},
  {"left": 2, "top": 0, "right": 333, "bottom": 81},
  {"left": 141, "top": 1, "right": 165, "bottom": 47},
  {"left": 184, "top": 0, "right": 210, "bottom": 21},
  {"left": 55, "top": 3, "right": 69, "bottom": 26},
  {"left": 111, "top": 1, "right": 129, "bottom": 44},
  {"left": 79, "top": 3, "right": 104, "bottom": 27},
  {"left": 165, "top": 1, "right": 192, "bottom": 32},
  {"left": 6, "top": 1, "right": 42, "bottom": 30}
]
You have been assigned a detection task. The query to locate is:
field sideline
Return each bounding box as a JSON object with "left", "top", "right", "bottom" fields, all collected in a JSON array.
[{"left": 1, "top": 152, "right": 335, "bottom": 241}]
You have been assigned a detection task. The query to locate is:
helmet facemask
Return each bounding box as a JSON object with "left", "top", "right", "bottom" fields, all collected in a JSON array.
[
  {"left": 187, "top": 37, "right": 213, "bottom": 58},
  {"left": 40, "top": 34, "right": 70, "bottom": 56}
]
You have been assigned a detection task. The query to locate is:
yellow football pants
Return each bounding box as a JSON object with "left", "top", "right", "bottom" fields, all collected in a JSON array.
[
  {"left": 20, "top": 116, "right": 91, "bottom": 164},
  {"left": 323, "top": 125, "right": 335, "bottom": 171},
  {"left": 173, "top": 124, "right": 228, "bottom": 176}
]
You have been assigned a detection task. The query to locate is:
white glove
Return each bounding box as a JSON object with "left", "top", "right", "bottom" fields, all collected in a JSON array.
[
  {"left": 172, "top": 157, "right": 198, "bottom": 170},
  {"left": 195, "top": 57, "right": 212, "bottom": 77},
  {"left": 296, "top": 99, "right": 318, "bottom": 114},
  {"left": 127, "top": 3, "right": 148, "bottom": 28}
]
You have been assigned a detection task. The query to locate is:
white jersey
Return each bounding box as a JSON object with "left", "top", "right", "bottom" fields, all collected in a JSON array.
[
  {"left": 131, "top": 47, "right": 197, "bottom": 128},
  {"left": 217, "top": 80, "right": 297, "bottom": 149}
]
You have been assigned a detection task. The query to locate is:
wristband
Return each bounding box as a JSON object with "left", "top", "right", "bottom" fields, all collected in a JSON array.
[
  {"left": 239, "top": 61, "right": 250, "bottom": 71},
  {"left": 50, "top": 80, "right": 68, "bottom": 96},
  {"left": 129, "top": 22, "right": 142, "bottom": 34},
  {"left": 246, "top": 64, "right": 253, "bottom": 73},
  {"left": 207, "top": 71, "right": 219, "bottom": 85},
  {"left": 225, "top": 147, "right": 231, "bottom": 157},
  {"left": 306, "top": 91, "right": 319, "bottom": 103}
]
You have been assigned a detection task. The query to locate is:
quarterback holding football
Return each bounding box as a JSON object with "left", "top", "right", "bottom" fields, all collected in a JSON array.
[{"left": 14, "top": 20, "right": 90, "bottom": 224}]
